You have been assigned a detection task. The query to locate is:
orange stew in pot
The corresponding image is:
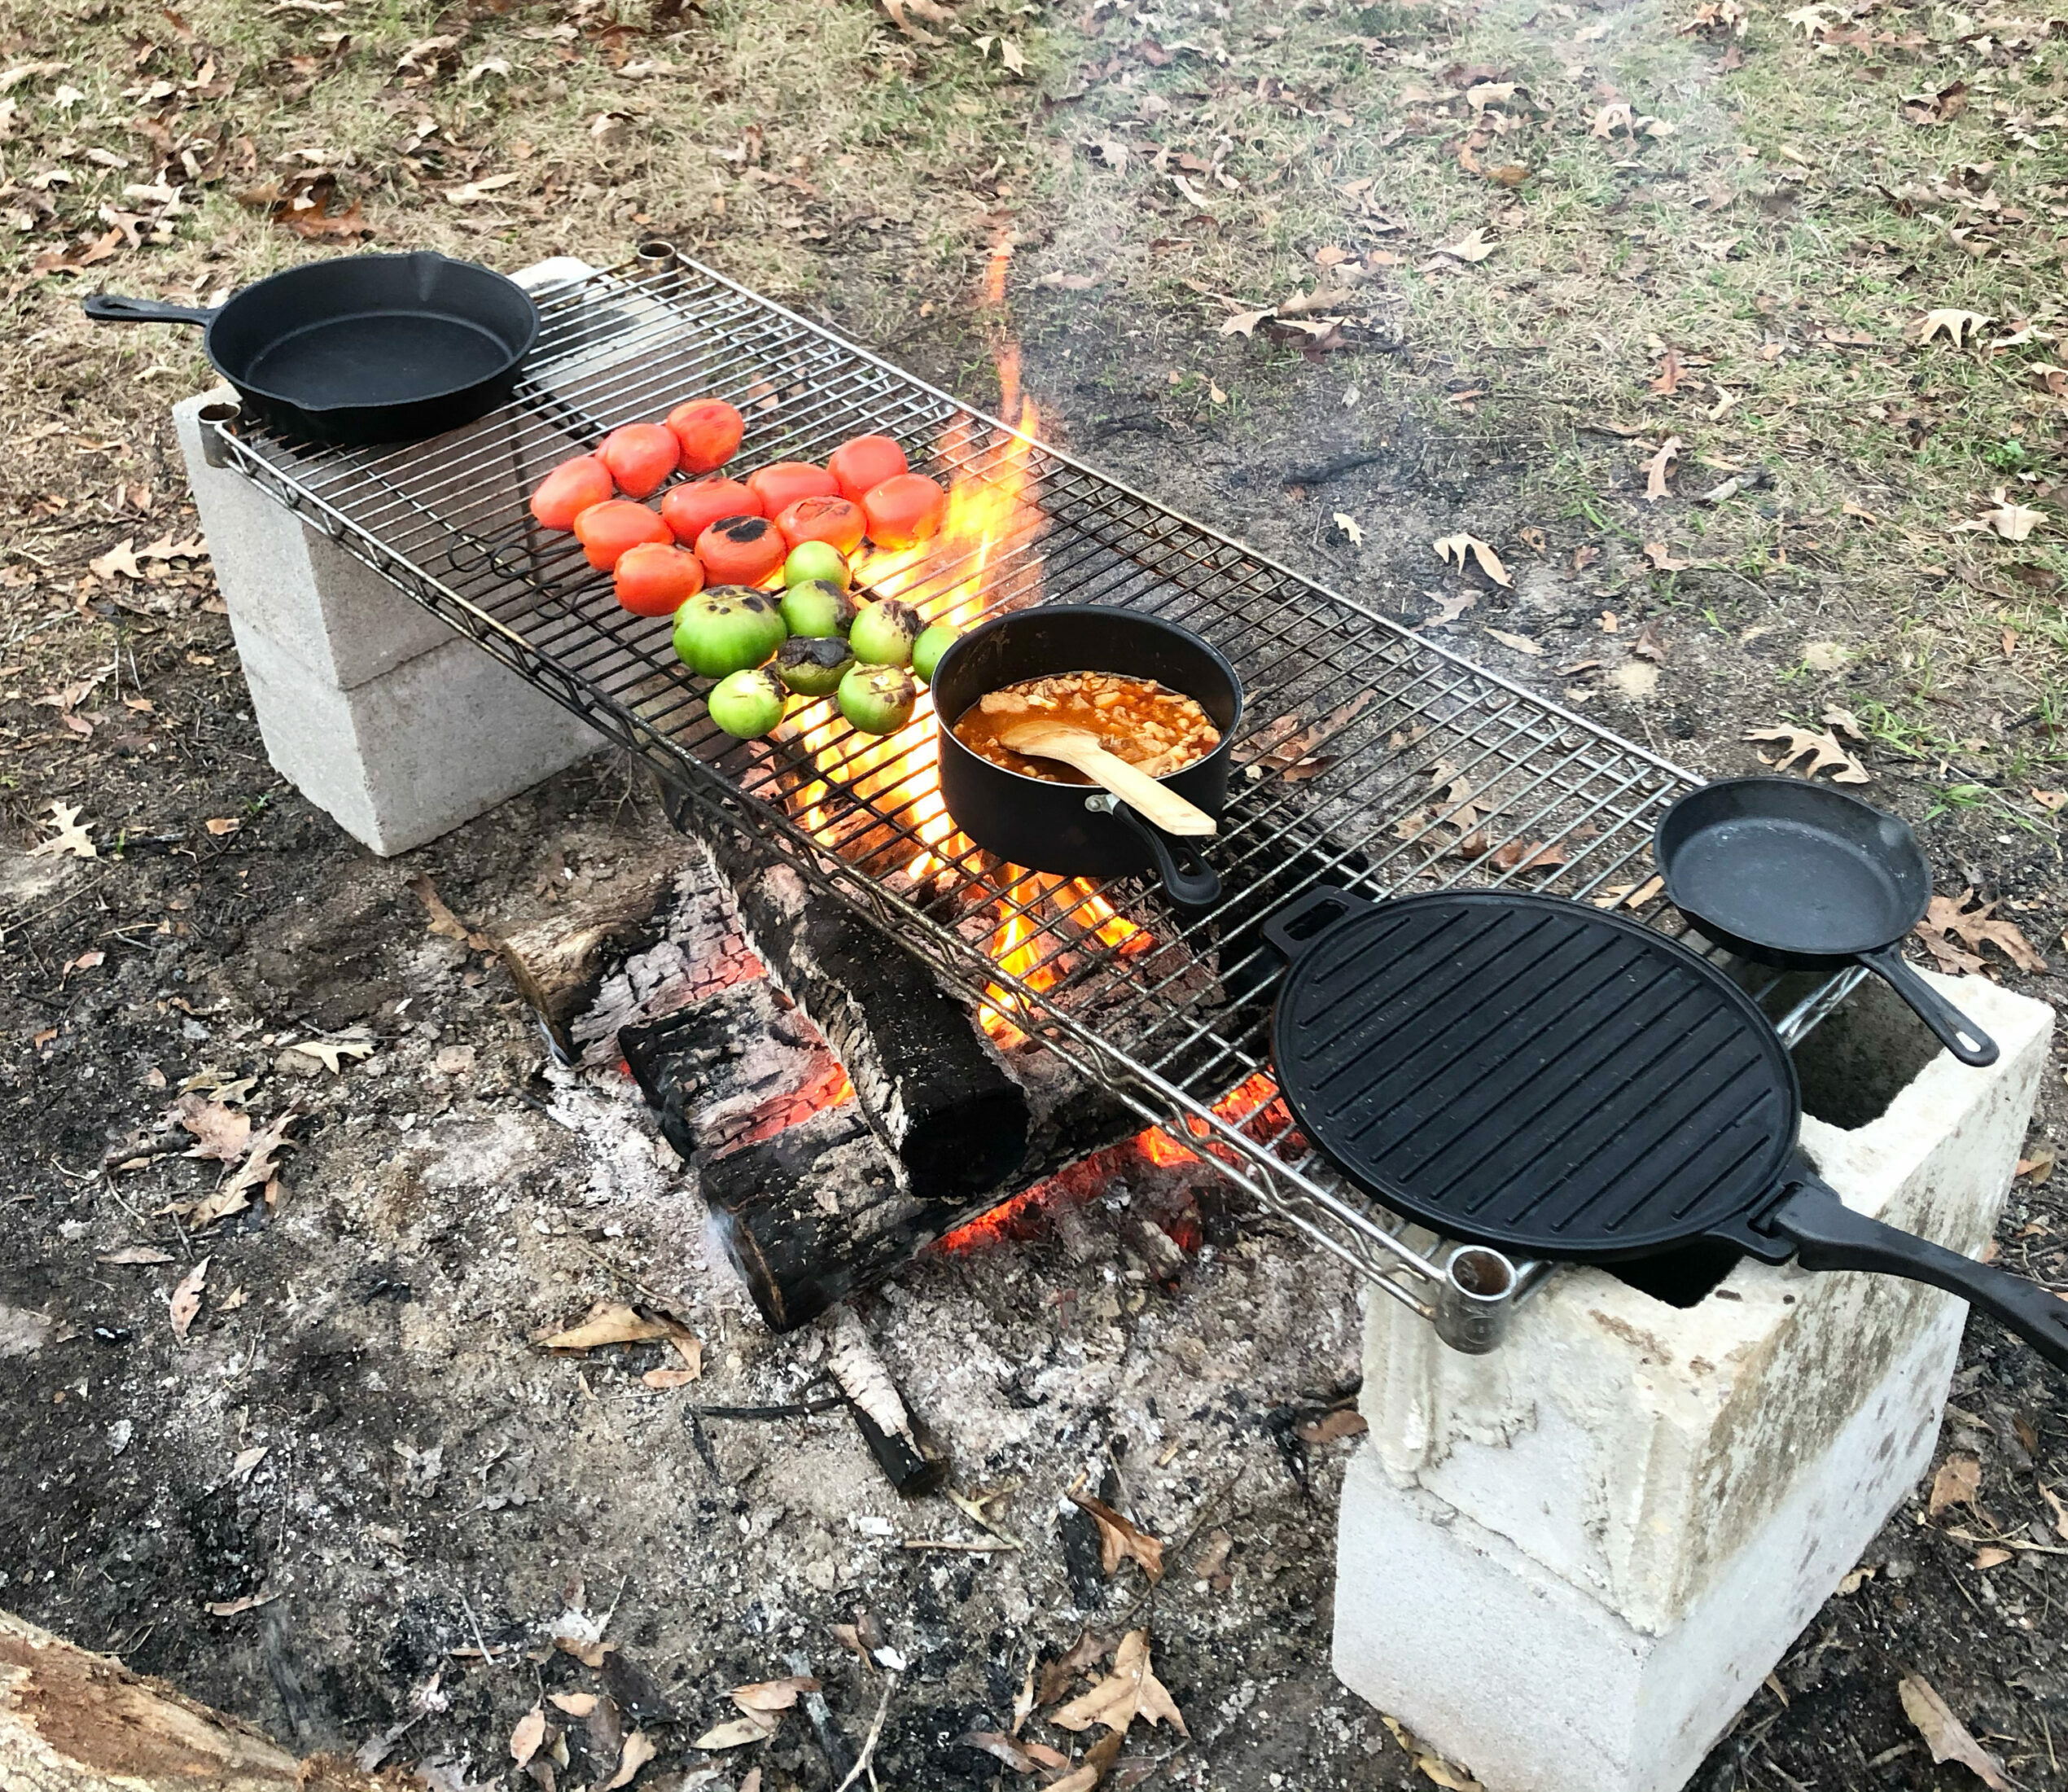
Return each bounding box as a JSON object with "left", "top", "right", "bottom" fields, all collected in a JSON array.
[{"left": 952, "top": 672, "right": 1220, "bottom": 783}]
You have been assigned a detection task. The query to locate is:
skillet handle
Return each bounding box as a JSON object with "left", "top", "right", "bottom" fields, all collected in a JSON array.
[
  {"left": 1765, "top": 1176, "right": 2068, "bottom": 1371},
  {"left": 1260, "top": 883, "right": 1374, "bottom": 962},
  {"left": 83, "top": 293, "right": 219, "bottom": 327},
  {"left": 1858, "top": 944, "right": 1999, "bottom": 1067},
  {"left": 1089, "top": 795, "right": 1220, "bottom": 909}
]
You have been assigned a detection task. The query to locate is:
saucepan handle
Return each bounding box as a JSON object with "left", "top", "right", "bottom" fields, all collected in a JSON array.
[
  {"left": 1092, "top": 795, "right": 1220, "bottom": 909},
  {"left": 83, "top": 293, "right": 220, "bottom": 327},
  {"left": 1858, "top": 944, "right": 1998, "bottom": 1067},
  {"left": 1260, "top": 883, "right": 1373, "bottom": 962},
  {"left": 1767, "top": 1175, "right": 2068, "bottom": 1370}
]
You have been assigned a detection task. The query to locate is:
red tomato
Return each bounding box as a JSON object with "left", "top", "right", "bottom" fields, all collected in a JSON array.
[
  {"left": 747, "top": 461, "right": 839, "bottom": 516},
  {"left": 827, "top": 435, "right": 909, "bottom": 504},
  {"left": 660, "top": 476, "right": 763, "bottom": 546},
  {"left": 861, "top": 473, "right": 948, "bottom": 549},
  {"left": 613, "top": 542, "right": 706, "bottom": 616},
  {"left": 694, "top": 514, "right": 789, "bottom": 585},
  {"left": 530, "top": 455, "right": 614, "bottom": 532},
  {"left": 573, "top": 499, "right": 672, "bottom": 572},
  {"left": 598, "top": 423, "right": 680, "bottom": 500},
  {"left": 774, "top": 493, "right": 866, "bottom": 556},
  {"left": 665, "top": 399, "right": 745, "bottom": 475}
]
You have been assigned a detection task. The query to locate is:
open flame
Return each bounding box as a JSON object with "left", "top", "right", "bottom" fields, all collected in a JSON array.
[{"left": 778, "top": 391, "right": 1152, "bottom": 1047}]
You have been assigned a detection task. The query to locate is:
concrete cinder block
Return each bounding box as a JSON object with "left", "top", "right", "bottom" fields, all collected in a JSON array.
[
  {"left": 230, "top": 616, "right": 603, "bottom": 858},
  {"left": 173, "top": 392, "right": 456, "bottom": 690},
  {"left": 1333, "top": 971, "right": 2055, "bottom": 1792}
]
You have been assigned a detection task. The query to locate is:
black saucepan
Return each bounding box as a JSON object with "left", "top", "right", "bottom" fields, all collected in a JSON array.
[
  {"left": 931, "top": 607, "right": 1242, "bottom": 908},
  {"left": 1262, "top": 886, "right": 2066, "bottom": 1369},
  {"left": 1654, "top": 778, "right": 1997, "bottom": 1067},
  {"left": 84, "top": 252, "right": 539, "bottom": 446}
]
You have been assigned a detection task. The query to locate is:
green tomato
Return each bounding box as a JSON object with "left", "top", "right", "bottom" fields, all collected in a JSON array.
[
  {"left": 672, "top": 586, "right": 787, "bottom": 679},
  {"left": 911, "top": 622, "right": 959, "bottom": 684},
  {"left": 783, "top": 540, "right": 850, "bottom": 589},
  {"left": 849, "top": 598, "right": 920, "bottom": 667},
  {"left": 838, "top": 664, "right": 917, "bottom": 735},
  {"left": 780, "top": 578, "right": 857, "bottom": 639},
  {"left": 708, "top": 667, "right": 788, "bottom": 738},
  {"left": 774, "top": 634, "right": 854, "bottom": 697}
]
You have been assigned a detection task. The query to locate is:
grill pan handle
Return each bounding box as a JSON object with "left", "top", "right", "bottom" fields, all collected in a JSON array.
[
  {"left": 1261, "top": 884, "right": 1375, "bottom": 962},
  {"left": 1858, "top": 944, "right": 1999, "bottom": 1067},
  {"left": 82, "top": 293, "right": 220, "bottom": 328},
  {"left": 1765, "top": 1172, "right": 2068, "bottom": 1371},
  {"left": 1089, "top": 795, "right": 1219, "bottom": 909}
]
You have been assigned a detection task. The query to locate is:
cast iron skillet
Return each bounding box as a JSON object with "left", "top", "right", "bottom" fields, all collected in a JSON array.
[
  {"left": 930, "top": 606, "right": 1242, "bottom": 909},
  {"left": 1262, "top": 885, "right": 2066, "bottom": 1369},
  {"left": 1654, "top": 778, "right": 1997, "bottom": 1067},
  {"left": 84, "top": 252, "right": 539, "bottom": 446}
]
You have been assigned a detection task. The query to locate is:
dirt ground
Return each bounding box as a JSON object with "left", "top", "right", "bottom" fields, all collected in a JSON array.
[{"left": 3, "top": 0, "right": 2067, "bottom": 1787}]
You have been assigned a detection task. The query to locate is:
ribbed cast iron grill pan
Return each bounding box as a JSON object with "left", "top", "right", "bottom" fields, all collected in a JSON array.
[{"left": 1264, "top": 887, "right": 2066, "bottom": 1369}]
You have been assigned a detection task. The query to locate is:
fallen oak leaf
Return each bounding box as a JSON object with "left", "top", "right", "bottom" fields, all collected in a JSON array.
[
  {"left": 1070, "top": 1493, "right": 1164, "bottom": 1581},
  {"left": 1916, "top": 308, "right": 1991, "bottom": 347},
  {"left": 603, "top": 1731, "right": 657, "bottom": 1790},
  {"left": 2039, "top": 1484, "right": 2068, "bottom": 1541},
  {"left": 961, "top": 1730, "right": 1044, "bottom": 1773},
  {"left": 1918, "top": 893, "right": 2048, "bottom": 974},
  {"left": 1642, "top": 541, "right": 1689, "bottom": 572},
  {"left": 1643, "top": 436, "right": 1682, "bottom": 502},
  {"left": 510, "top": 1707, "right": 549, "bottom": 1768},
  {"left": 729, "top": 1676, "right": 818, "bottom": 1714},
  {"left": 1432, "top": 533, "right": 1511, "bottom": 587},
  {"left": 537, "top": 1301, "right": 693, "bottom": 1353},
  {"left": 1631, "top": 620, "right": 1669, "bottom": 664},
  {"left": 1434, "top": 226, "right": 1496, "bottom": 263},
  {"left": 1980, "top": 490, "right": 2044, "bottom": 541},
  {"left": 1047, "top": 1728, "right": 1126, "bottom": 1792},
  {"left": 1050, "top": 1630, "right": 1186, "bottom": 1737},
  {"left": 27, "top": 800, "right": 95, "bottom": 860},
  {"left": 1929, "top": 1452, "right": 1982, "bottom": 1517},
  {"left": 1332, "top": 511, "right": 1365, "bottom": 545},
  {"left": 174, "top": 1093, "right": 251, "bottom": 1163},
  {"left": 694, "top": 1713, "right": 778, "bottom": 1750},
  {"left": 169, "top": 1256, "right": 210, "bottom": 1340},
  {"left": 203, "top": 1588, "right": 281, "bottom": 1617},
  {"left": 1219, "top": 306, "right": 1273, "bottom": 337},
  {"left": 1898, "top": 1675, "right": 2007, "bottom": 1790},
  {"left": 1037, "top": 1631, "right": 1111, "bottom": 1707},
  {"left": 1484, "top": 627, "right": 1541, "bottom": 656},
  {"left": 1746, "top": 724, "right": 1870, "bottom": 784}
]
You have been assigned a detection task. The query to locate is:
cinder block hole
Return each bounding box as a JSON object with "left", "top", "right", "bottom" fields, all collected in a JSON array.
[{"left": 1792, "top": 976, "right": 1942, "bottom": 1131}]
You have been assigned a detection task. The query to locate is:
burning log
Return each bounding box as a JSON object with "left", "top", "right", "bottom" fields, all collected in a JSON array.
[
  {"left": 0, "top": 1609, "right": 393, "bottom": 1791},
  {"left": 826, "top": 1305, "right": 948, "bottom": 1496},
  {"left": 699, "top": 828, "right": 1031, "bottom": 1203}
]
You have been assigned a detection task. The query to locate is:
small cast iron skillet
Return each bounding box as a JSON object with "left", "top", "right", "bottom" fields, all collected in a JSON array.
[
  {"left": 84, "top": 252, "right": 539, "bottom": 447},
  {"left": 1654, "top": 778, "right": 1997, "bottom": 1067},
  {"left": 930, "top": 607, "right": 1242, "bottom": 908}
]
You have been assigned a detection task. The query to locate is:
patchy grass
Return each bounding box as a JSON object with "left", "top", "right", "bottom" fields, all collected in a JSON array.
[{"left": 1032, "top": 0, "right": 2068, "bottom": 818}]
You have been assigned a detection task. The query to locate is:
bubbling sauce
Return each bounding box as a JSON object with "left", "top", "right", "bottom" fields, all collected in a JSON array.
[{"left": 951, "top": 671, "right": 1220, "bottom": 784}]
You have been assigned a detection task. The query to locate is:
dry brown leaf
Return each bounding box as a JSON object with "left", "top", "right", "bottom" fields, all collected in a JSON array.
[
  {"left": 694, "top": 1713, "right": 778, "bottom": 1750},
  {"left": 1650, "top": 348, "right": 1682, "bottom": 395},
  {"left": 204, "top": 1589, "right": 280, "bottom": 1617},
  {"left": 408, "top": 872, "right": 489, "bottom": 949},
  {"left": 2031, "top": 790, "right": 2066, "bottom": 813},
  {"left": 2039, "top": 1485, "right": 2068, "bottom": 1541},
  {"left": 1899, "top": 1675, "right": 2007, "bottom": 1789},
  {"left": 1048, "top": 1728, "right": 1126, "bottom": 1792},
  {"left": 729, "top": 1676, "right": 818, "bottom": 1714},
  {"left": 1643, "top": 436, "right": 1682, "bottom": 502},
  {"left": 1483, "top": 627, "right": 1541, "bottom": 656},
  {"left": 176, "top": 1094, "right": 251, "bottom": 1163},
  {"left": 1070, "top": 1494, "right": 1164, "bottom": 1581},
  {"left": 1642, "top": 541, "right": 1689, "bottom": 572},
  {"left": 549, "top": 1693, "right": 598, "bottom": 1718},
  {"left": 2018, "top": 1144, "right": 2057, "bottom": 1184},
  {"left": 198, "top": 1110, "right": 296, "bottom": 1229},
  {"left": 1037, "top": 1632, "right": 1110, "bottom": 1707},
  {"left": 1220, "top": 306, "right": 1273, "bottom": 337},
  {"left": 1837, "top": 1563, "right": 1877, "bottom": 1594},
  {"left": 1974, "top": 1546, "right": 2013, "bottom": 1569},
  {"left": 1916, "top": 308, "right": 1990, "bottom": 347},
  {"left": 27, "top": 800, "right": 95, "bottom": 861},
  {"left": 1745, "top": 725, "right": 1870, "bottom": 784},
  {"left": 1051, "top": 1631, "right": 1187, "bottom": 1737},
  {"left": 1295, "top": 1408, "right": 1369, "bottom": 1444},
  {"left": 169, "top": 1256, "right": 209, "bottom": 1340},
  {"left": 538, "top": 1302, "right": 693, "bottom": 1354},
  {"left": 1435, "top": 226, "right": 1496, "bottom": 263},
  {"left": 1929, "top": 1452, "right": 1982, "bottom": 1517},
  {"left": 1431, "top": 532, "right": 1511, "bottom": 587},
  {"left": 1382, "top": 1715, "right": 1484, "bottom": 1790},
  {"left": 1981, "top": 491, "right": 2044, "bottom": 542},
  {"left": 1631, "top": 620, "right": 1669, "bottom": 664},
  {"left": 510, "top": 1707, "right": 548, "bottom": 1768},
  {"left": 99, "top": 1245, "right": 175, "bottom": 1265},
  {"left": 1917, "top": 894, "right": 2048, "bottom": 975},
  {"left": 962, "top": 1730, "right": 1043, "bottom": 1773},
  {"left": 603, "top": 1732, "right": 656, "bottom": 1790},
  {"left": 1332, "top": 510, "right": 1365, "bottom": 545}
]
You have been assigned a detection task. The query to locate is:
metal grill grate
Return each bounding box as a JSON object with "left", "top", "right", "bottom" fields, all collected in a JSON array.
[{"left": 208, "top": 245, "right": 1863, "bottom": 1339}]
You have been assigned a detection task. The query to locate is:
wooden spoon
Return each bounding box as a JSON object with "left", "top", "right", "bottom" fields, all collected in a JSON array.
[{"left": 995, "top": 720, "right": 1217, "bottom": 837}]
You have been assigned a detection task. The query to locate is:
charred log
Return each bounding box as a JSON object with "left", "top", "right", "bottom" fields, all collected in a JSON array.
[{"left": 490, "top": 865, "right": 678, "bottom": 1061}]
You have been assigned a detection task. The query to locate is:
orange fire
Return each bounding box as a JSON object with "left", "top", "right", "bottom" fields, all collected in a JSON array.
[{"left": 777, "top": 385, "right": 1152, "bottom": 1048}]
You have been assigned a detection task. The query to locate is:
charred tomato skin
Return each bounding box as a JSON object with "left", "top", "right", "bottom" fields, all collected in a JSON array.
[
  {"left": 665, "top": 399, "right": 746, "bottom": 475},
  {"left": 774, "top": 493, "right": 866, "bottom": 557},
  {"left": 530, "top": 455, "right": 615, "bottom": 532},
  {"left": 661, "top": 476, "right": 762, "bottom": 546},
  {"left": 838, "top": 663, "right": 918, "bottom": 734},
  {"left": 708, "top": 666, "right": 789, "bottom": 738},
  {"left": 694, "top": 513, "right": 790, "bottom": 585},
  {"left": 573, "top": 499, "right": 673, "bottom": 571},
  {"left": 827, "top": 434, "right": 909, "bottom": 503},
  {"left": 672, "top": 585, "right": 789, "bottom": 678}
]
